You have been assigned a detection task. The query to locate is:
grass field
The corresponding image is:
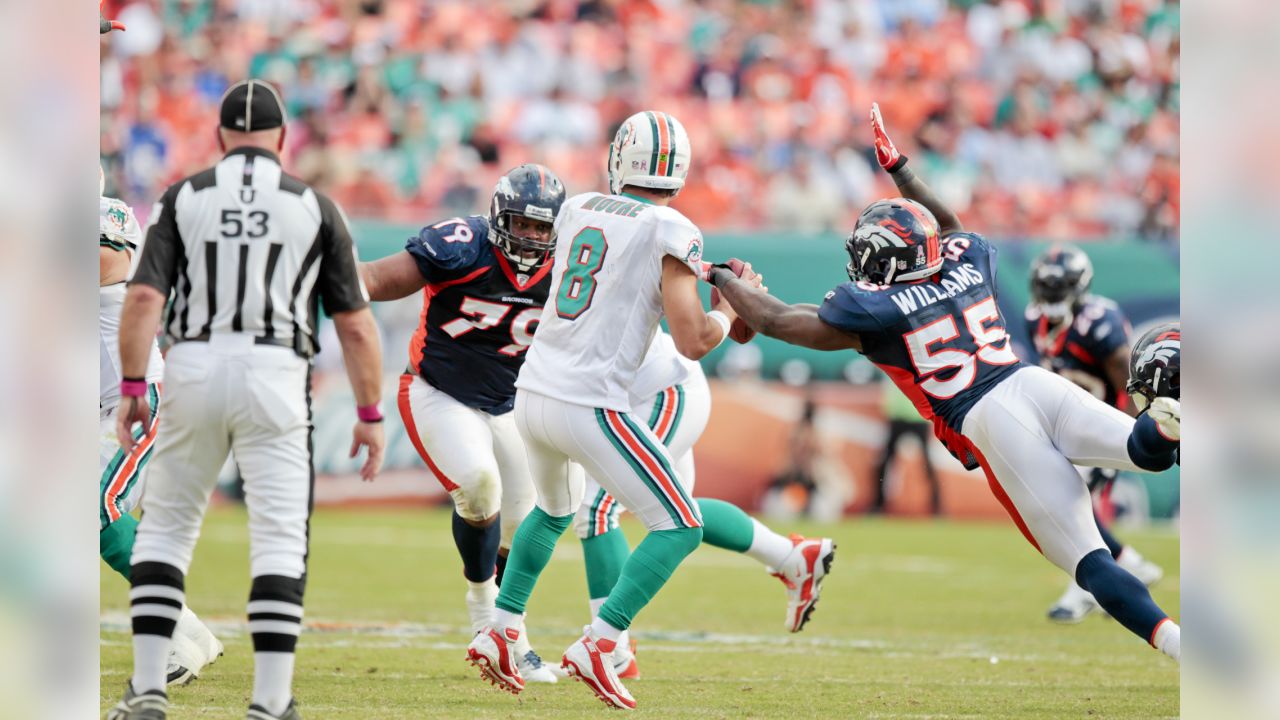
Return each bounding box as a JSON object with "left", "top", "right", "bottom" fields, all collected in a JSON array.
[{"left": 101, "top": 506, "right": 1179, "bottom": 719}]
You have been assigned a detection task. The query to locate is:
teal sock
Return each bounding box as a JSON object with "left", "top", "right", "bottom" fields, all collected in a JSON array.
[
  {"left": 598, "top": 526, "right": 702, "bottom": 631},
  {"left": 495, "top": 507, "right": 572, "bottom": 615},
  {"left": 100, "top": 514, "right": 138, "bottom": 580},
  {"left": 696, "top": 498, "right": 755, "bottom": 553},
  {"left": 583, "top": 527, "right": 631, "bottom": 600}
]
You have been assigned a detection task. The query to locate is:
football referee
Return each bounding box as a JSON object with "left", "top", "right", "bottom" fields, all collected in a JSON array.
[{"left": 108, "top": 79, "right": 385, "bottom": 720}]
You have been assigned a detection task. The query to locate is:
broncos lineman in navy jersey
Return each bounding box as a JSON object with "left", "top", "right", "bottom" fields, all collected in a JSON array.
[
  {"left": 708, "top": 104, "right": 1184, "bottom": 663},
  {"left": 359, "top": 164, "right": 567, "bottom": 682},
  {"left": 1026, "top": 246, "right": 1165, "bottom": 623}
]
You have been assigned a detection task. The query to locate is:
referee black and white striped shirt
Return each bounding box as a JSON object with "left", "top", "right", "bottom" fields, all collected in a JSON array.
[{"left": 131, "top": 146, "right": 368, "bottom": 357}]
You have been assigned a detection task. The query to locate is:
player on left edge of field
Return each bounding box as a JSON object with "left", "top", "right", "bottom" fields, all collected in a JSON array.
[
  {"left": 358, "top": 164, "right": 568, "bottom": 683},
  {"left": 99, "top": 169, "right": 223, "bottom": 687},
  {"left": 97, "top": 10, "right": 222, "bottom": 690}
]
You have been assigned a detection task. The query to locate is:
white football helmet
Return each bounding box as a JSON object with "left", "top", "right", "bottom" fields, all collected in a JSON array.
[{"left": 607, "top": 110, "right": 692, "bottom": 195}]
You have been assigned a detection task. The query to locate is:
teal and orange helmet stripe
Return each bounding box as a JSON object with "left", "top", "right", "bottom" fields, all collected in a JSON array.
[
  {"left": 596, "top": 408, "right": 700, "bottom": 528},
  {"left": 646, "top": 111, "right": 678, "bottom": 178}
]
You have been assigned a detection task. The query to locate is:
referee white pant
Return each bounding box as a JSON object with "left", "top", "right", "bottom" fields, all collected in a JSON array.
[
  {"left": 962, "top": 366, "right": 1144, "bottom": 575},
  {"left": 574, "top": 371, "right": 712, "bottom": 539},
  {"left": 515, "top": 389, "right": 701, "bottom": 532},
  {"left": 397, "top": 374, "right": 536, "bottom": 547},
  {"left": 131, "top": 335, "right": 313, "bottom": 579}
]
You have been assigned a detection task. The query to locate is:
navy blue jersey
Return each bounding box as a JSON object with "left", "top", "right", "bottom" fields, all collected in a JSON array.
[
  {"left": 1024, "top": 295, "right": 1131, "bottom": 408},
  {"left": 819, "top": 232, "right": 1028, "bottom": 469},
  {"left": 405, "top": 215, "right": 554, "bottom": 414}
]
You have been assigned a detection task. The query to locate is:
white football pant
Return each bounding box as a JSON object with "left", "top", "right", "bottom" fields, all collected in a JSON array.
[
  {"left": 962, "top": 366, "right": 1146, "bottom": 575},
  {"left": 131, "top": 336, "right": 312, "bottom": 579},
  {"left": 515, "top": 390, "right": 701, "bottom": 532},
  {"left": 397, "top": 374, "right": 535, "bottom": 546}
]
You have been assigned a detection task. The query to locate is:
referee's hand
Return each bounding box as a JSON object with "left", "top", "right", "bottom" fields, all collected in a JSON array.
[
  {"left": 115, "top": 395, "right": 151, "bottom": 454},
  {"left": 350, "top": 420, "right": 385, "bottom": 482}
]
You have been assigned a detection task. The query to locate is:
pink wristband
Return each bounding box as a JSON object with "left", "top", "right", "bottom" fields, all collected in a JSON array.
[
  {"left": 357, "top": 404, "right": 384, "bottom": 423},
  {"left": 120, "top": 379, "right": 148, "bottom": 397}
]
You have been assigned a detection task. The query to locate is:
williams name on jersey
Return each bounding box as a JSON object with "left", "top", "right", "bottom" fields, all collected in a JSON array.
[{"left": 406, "top": 215, "right": 554, "bottom": 414}]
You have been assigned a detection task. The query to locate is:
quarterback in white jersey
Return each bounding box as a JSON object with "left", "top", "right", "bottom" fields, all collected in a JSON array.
[
  {"left": 467, "top": 111, "right": 752, "bottom": 709},
  {"left": 99, "top": 180, "right": 221, "bottom": 684}
]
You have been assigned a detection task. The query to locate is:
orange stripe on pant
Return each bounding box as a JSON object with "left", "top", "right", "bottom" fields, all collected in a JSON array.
[
  {"left": 969, "top": 443, "right": 1043, "bottom": 553},
  {"left": 652, "top": 387, "right": 677, "bottom": 441},
  {"left": 595, "top": 495, "right": 613, "bottom": 535},
  {"left": 397, "top": 374, "right": 460, "bottom": 492},
  {"left": 104, "top": 407, "right": 161, "bottom": 523},
  {"left": 604, "top": 410, "right": 698, "bottom": 527}
]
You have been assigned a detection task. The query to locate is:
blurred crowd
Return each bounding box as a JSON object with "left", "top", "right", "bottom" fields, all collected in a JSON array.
[{"left": 100, "top": 0, "right": 1179, "bottom": 241}]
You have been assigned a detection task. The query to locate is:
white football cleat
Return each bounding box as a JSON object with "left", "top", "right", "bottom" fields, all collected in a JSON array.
[
  {"left": 165, "top": 631, "right": 205, "bottom": 686},
  {"left": 611, "top": 636, "right": 639, "bottom": 679},
  {"left": 166, "top": 607, "right": 222, "bottom": 685},
  {"left": 516, "top": 649, "right": 559, "bottom": 684},
  {"left": 561, "top": 626, "right": 636, "bottom": 710},
  {"left": 1147, "top": 397, "right": 1180, "bottom": 441},
  {"left": 1117, "top": 547, "right": 1164, "bottom": 587},
  {"left": 466, "top": 626, "right": 524, "bottom": 694},
  {"left": 772, "top": 535, "right": 836, "bottom": 632},
  {"left": 1046, "top": 581, "right": 1100, "bottom": 624}
]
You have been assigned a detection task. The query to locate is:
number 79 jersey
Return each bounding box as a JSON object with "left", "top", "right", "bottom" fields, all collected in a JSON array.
[
  {"left": 405, "top": 215, "right": 554, "bottom": 415},
  {"left": 516, "top": 192, "right": 705, "bottom": 412},
  {"left": 818, "top": 232, "right": 1028, "bottom": 468}
]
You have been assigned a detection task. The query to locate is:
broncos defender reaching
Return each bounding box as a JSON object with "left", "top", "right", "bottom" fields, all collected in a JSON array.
[
  {"left": 359, "top": 164, "right": 567, "bottom": 683},
  {"left": 1025, "top": 245, "right": 1165, "bottom": 623},
  {"left": 709, "top": 104, "right": 1182, "bottom": 662}
]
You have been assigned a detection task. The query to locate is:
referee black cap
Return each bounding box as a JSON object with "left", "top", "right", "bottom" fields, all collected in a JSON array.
[{"left": 219, "top": 79, "right": 286, "bottom": 132}]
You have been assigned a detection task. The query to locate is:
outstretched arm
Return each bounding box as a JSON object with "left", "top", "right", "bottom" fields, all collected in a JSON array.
[
  {"left": 870, "top": 103, "right": 964, "bottom": 236},
  {"left": 360, "top": 251, "right": 428, "bottom": 301},
  {"left": 710, "top": 266, "right": 861, "bottom": 352}
]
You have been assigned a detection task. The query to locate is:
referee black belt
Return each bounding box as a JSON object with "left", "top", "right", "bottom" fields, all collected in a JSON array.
[{"left": 173, "top": 333, "right": 295, "bottom": 350}]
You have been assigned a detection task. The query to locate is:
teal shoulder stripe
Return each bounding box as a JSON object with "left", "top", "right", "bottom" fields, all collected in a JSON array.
[
  {"left": 595, "top": 409, "right": 681, "bottom": 526},
  {"left": 100, "top": 238, "right": 128, "bottom": 251},
  {"left": 646, "top": 111, "right": 660, "bottom": 176}
]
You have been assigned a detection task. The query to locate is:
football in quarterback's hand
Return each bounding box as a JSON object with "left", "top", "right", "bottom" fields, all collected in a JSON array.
[{"left": 709, "top": 258, "right": 758, "bottom": 344}]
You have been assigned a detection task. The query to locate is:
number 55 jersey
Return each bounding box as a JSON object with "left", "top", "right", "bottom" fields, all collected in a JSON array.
[
  {"left": 516, "top": 192, "right": 705, "bottom": 412},
  {"left": 818, "top": 232, "right": 1028, "bottom": 468},
  {"left": 405, "top": 215, "right": 554, "bottom": 414}
]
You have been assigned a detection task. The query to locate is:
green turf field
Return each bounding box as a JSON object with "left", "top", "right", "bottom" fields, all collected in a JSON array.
[{"left": 101, "top": 506, "right": 1179, "bottom": 719}]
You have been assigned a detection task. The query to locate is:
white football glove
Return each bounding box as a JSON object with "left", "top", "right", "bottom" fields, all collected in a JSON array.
[{"left": 1147, "top": 397, "right": 1180, "bottom": 442}]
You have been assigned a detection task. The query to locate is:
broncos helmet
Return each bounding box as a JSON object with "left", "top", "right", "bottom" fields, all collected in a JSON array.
[
  {"left": 1126, "top": 322, "right": 1180, "bottom": 412},
  {"left": 1030, "top": 245, "right": 1093, "bottom": 323},
  {"left": 489, "top": 164, "right": 567, "bottom": 273},
  {"left": 845, "top": 198, "right": 942, "bottom": 285}
]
